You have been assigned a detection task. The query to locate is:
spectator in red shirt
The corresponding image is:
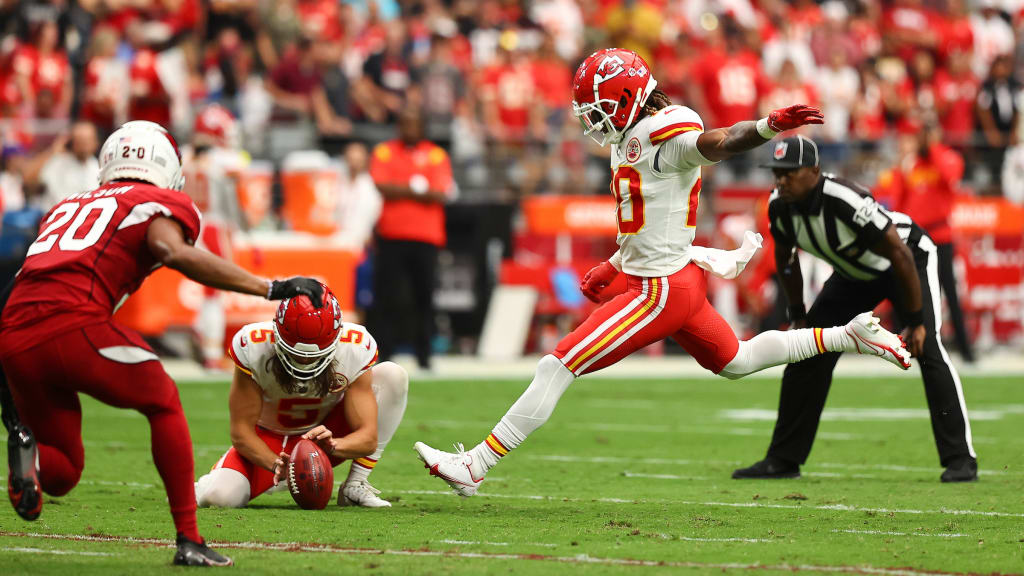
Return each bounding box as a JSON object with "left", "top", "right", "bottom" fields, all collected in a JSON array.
[
  {"left": 368, "top": 107, "right": 454, "bottom": 370},
  {"left": 691, "top": 24, "right": 765, "bottom": 129},
  {"left": 479, "top": 40, "right": 540, "bottom": 145},
  {"left": 882, "top": 123, "right": 974, "bottom": 361},
  {"left": 933, "top": 49, "right": 978, "bottom": 148},
  {"left": 759, "top": 60, "right": 818, "bottom": 135},
  {"left": 128, "top": 45, "right": 171, "bottom": 127}
]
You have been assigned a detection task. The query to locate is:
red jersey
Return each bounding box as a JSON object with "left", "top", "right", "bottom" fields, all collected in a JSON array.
[
  {"left": 933, "top": 68, "right": 978, "bottom": 145},
  {"left": 1, "top": 183, "right": 201, "bottom": 355},
  {"left": 885, "top": 145, "right": 964, "bottom": 244},
  {"left": 692, "top": 49, "right": 764, "bottom": 128},
  {"left": 370, "top": 140, "right": 452, "bottom": 247},
  {"left": 129, "top": 49, "right": 171, "bottom": 126}
]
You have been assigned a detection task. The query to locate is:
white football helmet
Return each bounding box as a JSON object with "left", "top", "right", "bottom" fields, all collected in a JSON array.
[{"left": 98, "top": 120, "right": 185, "bottom": 191}]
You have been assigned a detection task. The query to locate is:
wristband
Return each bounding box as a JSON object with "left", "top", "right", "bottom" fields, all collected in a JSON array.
[
  {"left": 756, "top": 117, "right": 779, "bottom": 140},
  {"left": 904, "top": 308, "right": 924, "bottom": 327},
  {"left": 265, "top": 279, "right": 274, "bottom": 300},
  {"left": 788, "top": 305, "right": 807, "bottom": 322}
]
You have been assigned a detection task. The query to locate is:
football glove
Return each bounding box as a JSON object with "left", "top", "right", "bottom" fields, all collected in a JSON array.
[
  {"left": 268, "top": 277, "right": 324, "bottom": 307},
  {"left": 580, "top": 261, "right": 619, "bottom": 303},
  {"left": 767, "top": 104, "right": 824, "bottom": 133}
]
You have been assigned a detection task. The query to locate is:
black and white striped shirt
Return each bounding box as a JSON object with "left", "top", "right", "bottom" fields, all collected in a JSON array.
[{"left": 768, "top": 173, "right": 929, "bottom": 282}]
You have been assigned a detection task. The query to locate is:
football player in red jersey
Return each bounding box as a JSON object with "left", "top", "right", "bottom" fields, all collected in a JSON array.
[
  {"left": 0, "top": 120, "right": 323, "bottom": 566},
  {"left": 194, "top": 285, "right": 408, "bottom": 510},
  {"left": 414, "top": 49, "right": 912, "bottom": 497}
]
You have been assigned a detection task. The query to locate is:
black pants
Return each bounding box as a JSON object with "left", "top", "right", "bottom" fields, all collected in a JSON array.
[
  {"left": 370, "top": 238, "right": 438, "bottom": 369},
  {"left": 936, "top": 242, "right": 973, "bottom": 361},
  {"left": 766, "top": 241, "right": 975, "bottom": 467}
]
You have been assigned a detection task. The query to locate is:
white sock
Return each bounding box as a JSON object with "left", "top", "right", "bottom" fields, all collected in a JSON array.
[
  {"left": 194, "top": 468, "right": 250, "bottom": 508},
  {"left": 347, "top": 362, "right": 408, "bottom": 485},
  {"left": 718, "top": 327, "right": 850, "bottom": 380},
  {"left": 468, "top": 355, "right": 574, "bottom": 477}
]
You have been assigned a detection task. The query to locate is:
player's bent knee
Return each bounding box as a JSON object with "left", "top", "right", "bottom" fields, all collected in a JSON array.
[
  {"left": 373, "top": 361, "right": 409, "bottom": 398},
  {"left": 717, "top": 341, "right": 751, "bottom": 380},
  {"left": 42, "top": 467, "right": 83, "bottom": 497},
  {"left": 195, "top": 469, "right": 250, "bottom": 508}
]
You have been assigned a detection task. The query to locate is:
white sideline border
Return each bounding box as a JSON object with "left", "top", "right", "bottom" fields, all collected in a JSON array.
[{"left": 0, "top": 531, "right": 980, "bottom": 575}]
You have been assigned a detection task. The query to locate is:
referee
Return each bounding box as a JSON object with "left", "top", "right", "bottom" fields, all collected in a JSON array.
[{"left": 732, "top": 135, "right": 977, "bottom": 483}]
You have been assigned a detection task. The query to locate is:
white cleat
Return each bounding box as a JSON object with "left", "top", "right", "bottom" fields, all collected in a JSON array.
[
  {"left": 845, "top": 311, "right": 912, "bottom": 370},
  {"left": 339, "top": 481, "right": 392, "bottom": 508},
  {"left": 414, "top": 441, "right": 483, "bottom": 497}
]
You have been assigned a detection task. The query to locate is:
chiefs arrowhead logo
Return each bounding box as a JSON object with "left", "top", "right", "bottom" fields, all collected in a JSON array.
[
  {"left": 773, "top": 142, "right": 788, "bottom": 160},
  {"left": 626, "top": 137, "right": 642, "bottom": 163},
  {"left": 594, "top": 55, "right": 625, "bottom": 86}
]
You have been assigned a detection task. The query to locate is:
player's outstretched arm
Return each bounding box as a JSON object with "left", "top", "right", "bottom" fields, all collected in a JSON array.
[
  {"left": 146, "top": 216, "right": 323, "bottom": 305},
  {"left": 696, "top": 105, "right": 824, "bottom": 163}
]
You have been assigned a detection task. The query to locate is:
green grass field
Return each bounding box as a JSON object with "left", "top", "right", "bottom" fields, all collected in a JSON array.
[{"left": 1, "top": 372, "right": 1022, "bottom": 575}]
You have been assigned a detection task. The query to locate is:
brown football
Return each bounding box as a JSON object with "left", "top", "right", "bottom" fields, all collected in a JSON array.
[{"left": 288, "top": 439, "right": 333, "bottom": 510}]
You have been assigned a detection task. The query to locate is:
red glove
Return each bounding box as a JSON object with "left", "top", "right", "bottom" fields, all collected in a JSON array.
[
  {"left": 580, "top": 261, "right": 619, "bottom": 303},
  {"left": 767, "top": 104, "right": 824, "bottom": 132}
]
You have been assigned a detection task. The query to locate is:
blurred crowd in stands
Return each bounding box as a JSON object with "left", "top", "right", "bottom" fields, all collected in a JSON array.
[
  {"left": 5, "top": 0, "right": 1024, "bottom": 213},
  {"left": 3, "top": 0, "right": 1023, "bottom": 359}
]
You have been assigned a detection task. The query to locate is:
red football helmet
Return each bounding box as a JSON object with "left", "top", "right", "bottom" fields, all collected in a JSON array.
[
  {"left": 273, "top": 283, "right": 342, "bottom": 381},
  {"left": 571, "top": 48, "right": 658, "bottom": 146},
  {"left": 193, "top": 103, "right": 238, "bottom": 149}
]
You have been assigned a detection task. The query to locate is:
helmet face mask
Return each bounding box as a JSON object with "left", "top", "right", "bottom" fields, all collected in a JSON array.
[
  {"left": 272, "top": 285, "right": 342, "bottom": 383},
  {"left": 272, "top": 325, "right": 337, "bottom": 381}
]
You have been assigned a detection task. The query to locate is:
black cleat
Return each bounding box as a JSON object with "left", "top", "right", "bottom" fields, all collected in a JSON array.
[
  {"left": 7, "top": 424, "right": 42, "bottom": 520},
  {"left": 732, "top": 456, "right": 801, "bottom": 479},
  {"left": 173, "top": 534, "right": 233, "bottom": 567},
  {"left": 940, "top": 456, "right": 978, "bottom": 483}
]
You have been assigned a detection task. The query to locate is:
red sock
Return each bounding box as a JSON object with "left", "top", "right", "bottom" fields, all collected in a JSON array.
[{"left": 147, "top": 408, "right": 201, "bottom": 542}]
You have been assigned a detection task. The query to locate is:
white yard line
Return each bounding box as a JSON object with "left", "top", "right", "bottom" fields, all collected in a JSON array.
[
  {"left": 392, "top": 489, "right": 1024, "bottom": 518},
  {"left": 1, "top": 546, "right": 115, "bottom": 557},
  {"left": 532, "top": 453, "right": 1013, "bottom": 476},
  {"left": 622, "top": 471, "right": 711, "bottom": 481},
  {"left": 832, "top": 529, "right": 967, "bottom": 538},
  {"left": 0, "top": 531, "right": 976, "bottom": 575},
  {"left": 438, "top": 539, "right": 557, "bottom": 548}
]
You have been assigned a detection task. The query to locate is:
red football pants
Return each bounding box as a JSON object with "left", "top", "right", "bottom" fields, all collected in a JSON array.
[
  {"left": 212, "top": 403, "right": 352, "bottom": 500},
  {"left": 555, "top": 263, "right": 740, "bottom": 376},
  {"left": 0, "top": 321, "right": 200, "bottom": 540}
]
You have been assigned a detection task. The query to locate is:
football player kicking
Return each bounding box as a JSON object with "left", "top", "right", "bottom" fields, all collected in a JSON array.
[
  {"left": 0, "top": 120, "right": 324, "bottom": 566},
  {"left": 194, "top": 285, "right": 407, "bottom": 510},
  {"left": 414, "top": 48, "right": 911, "bottom": 496}
]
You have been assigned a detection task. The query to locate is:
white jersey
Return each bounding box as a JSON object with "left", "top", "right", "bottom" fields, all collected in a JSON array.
[
  {"left": 228, "top": 321, "right": 379, "bottom": 435},
  {"left": 609, "top": 105, "right": 717, "bottom": 277}
]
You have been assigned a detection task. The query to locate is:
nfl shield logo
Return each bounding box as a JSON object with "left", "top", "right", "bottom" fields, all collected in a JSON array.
[{"left": 773, "top": 142, "right": 788, "bottom": 160}]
